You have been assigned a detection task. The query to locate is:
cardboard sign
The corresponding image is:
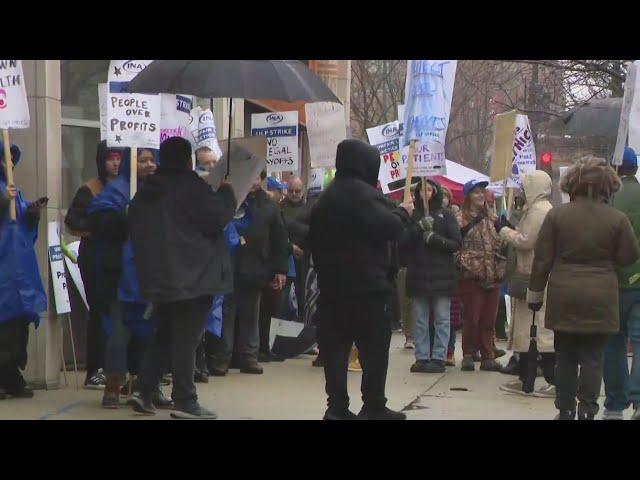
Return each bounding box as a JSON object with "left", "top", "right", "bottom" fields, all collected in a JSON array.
[
  {"left": 206, "top": 137, "right": 268, "bottom": 206},
  {"left": 305, "top": 102, "right": 346, "bottom": 169},
  {"left": 64, "top": 241, "right": 89, "bottom": 311},
  {"left": 490, "top": 110, "right": 518, "bottom": 182},
  {"left": 507, "top": 114, "right": 537, "bottom": 189},
  {"left": 99, "top": 83, "right": 108, "bottom": 141},
  {"left": 160, "top": 93, "right": 193, "bottom": 144},
  {"left": 251, "top": 111, "right": 299, "bottom": 173},
  {"left": 0, "top": 60, "right": 30, "bottom": 129},
  {"left": 48, "top": 222, "right": 71, "bottom": 314},
  {"left": 401, "top": 60, "right": 457, "bottom": 149},
  {"left": 106, "top": 60, "right": 160, "bottom": 149}
]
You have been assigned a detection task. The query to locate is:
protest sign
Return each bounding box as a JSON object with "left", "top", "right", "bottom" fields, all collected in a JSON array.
[
  {"left": 160, "top": 93, "right": 193, "bottom": 144},
  {"left": 627, "top": 61, "right": 640, "bottom": 156},
  {"left": 507, "top": 114, "right": 537, "bottom": 189},
  {"left": 559, "top": 166, "right": 570, "bottom": 204},
  {"left": 251, "top": 111, "right": 299, "bottom": 173},
  {"left": 207, "top": 137, "right": 267, "bottom": 207},
  {"left": 490, "top": 110, "right": 518, "bottom": 182},
  {"left": 191, "top": 107, "right": 223, "bottom": 160},
  {"left": 64, "top": 241, "right": 88, "bottom": 311},
  {"left": 613, "top": 61, "right": 637, "bottom": 166},
  {"left": 99, "top": 83, "right": 108, "bottom": 141},
  {"left": 367, "top": 120, "right": 405, "bottom": 193},
  {"left": 106, "top": 60, "right": 160, "bottom": 150},
  {"left": 308, "top": 168, "right": 325, "bottom": 196},
  {"left": 305, "top": 102, "right": 346, "bottom": 169},
  {"left": 0, "top": 60, "right": 30, "bottom": 130},
  {"left": 48, "top": 222, "right": 71, "bottom": 315},
  {"left": 400, "top": 61, "right": 456, "bottom": 201}
]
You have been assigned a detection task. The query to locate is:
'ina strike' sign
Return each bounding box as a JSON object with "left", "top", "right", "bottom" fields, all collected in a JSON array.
[{"left": 251, "top": 111, "right": 299, "bottom": 173}]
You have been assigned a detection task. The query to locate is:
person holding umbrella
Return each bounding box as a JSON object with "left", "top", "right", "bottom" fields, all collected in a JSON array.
[
  {"left": 496, "top": 170, "right": 555, "bottom": 397},
  {"left": 528, "top": 157, "right": 640, "bottom": 420}
]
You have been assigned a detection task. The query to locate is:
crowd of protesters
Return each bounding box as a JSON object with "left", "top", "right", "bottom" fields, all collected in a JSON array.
[{"left": 1, "top": 135, "right": 639, "bottom": 421}]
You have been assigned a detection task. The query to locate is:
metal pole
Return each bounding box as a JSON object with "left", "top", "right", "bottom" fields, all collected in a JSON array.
[{"left": 226, "top": 98, "right": 233, "bottom": 178}]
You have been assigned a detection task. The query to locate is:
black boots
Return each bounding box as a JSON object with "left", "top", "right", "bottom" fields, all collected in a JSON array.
[
  {"left": 357, "top": 406, "right": 407, "bottom": 421},
  {"left": 323, "top": 408, "right": 358, "bottom": 420}
]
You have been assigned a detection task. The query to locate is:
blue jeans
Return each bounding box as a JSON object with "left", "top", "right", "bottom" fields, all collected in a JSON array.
[
  {"left": 603, "top": 290, "right": 640, "bottom": 411},
  {"left": 412, "top": 296, "right": 450, "bottom": 362}
]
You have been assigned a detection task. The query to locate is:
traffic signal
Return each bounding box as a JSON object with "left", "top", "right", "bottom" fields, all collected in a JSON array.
[{"left": 539, "top": 151, "right": 553, "bottom": 175}]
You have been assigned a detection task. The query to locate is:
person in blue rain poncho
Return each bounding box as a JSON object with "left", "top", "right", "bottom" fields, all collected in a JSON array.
[
  {"left": 0, "top": 142, "right": 47, "bottom": 400},
  {"left": 87, "top": 146, "right": 171, "bottom": 409}
]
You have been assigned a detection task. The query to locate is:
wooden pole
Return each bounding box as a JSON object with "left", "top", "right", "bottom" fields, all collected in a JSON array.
[
  {"left": 403, "top": 140, "right": 416, "bottom": 203},
  {"left": 421, "top": 177, "right": 429, "bottom": 216},
  {"left": 59, "top": 332, "right": 69, "bottom": 387},
  {"left": 2, "top": 129, "right": 16, "bottom": 221},
  {"left": 130, "top": 147, "right": 138, "bottom": 200},
  {"left": 506, "top": 187, "right": 515, "bottom": 218},
  {"left": 67, "top": 314, "right": 80, "bottom": 390}
]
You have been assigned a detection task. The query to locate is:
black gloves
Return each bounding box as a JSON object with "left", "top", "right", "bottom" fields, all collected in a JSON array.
[{"left": 494, "top": 214, "right": 514, "bottom": 233}]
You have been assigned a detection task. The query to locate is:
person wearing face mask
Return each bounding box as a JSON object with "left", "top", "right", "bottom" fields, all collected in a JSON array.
[
  {"left": 456, "top": 180, "right": 505, "bottom": 373},
  {"left": 65, "top": 140, "right": 122, "bottom": 390}
]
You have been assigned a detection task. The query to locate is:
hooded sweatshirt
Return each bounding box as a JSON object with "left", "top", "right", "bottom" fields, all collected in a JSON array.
[
  {"left": 309, "top": 139, "right": 411, "bottom": 298},
  {"left": 0, "top": 142, "right": 47, "bottom": 326}
]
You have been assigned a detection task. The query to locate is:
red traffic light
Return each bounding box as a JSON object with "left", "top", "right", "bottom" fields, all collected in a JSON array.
[{"left": 540, "top": 152, "right": 553, "bottom": 165}]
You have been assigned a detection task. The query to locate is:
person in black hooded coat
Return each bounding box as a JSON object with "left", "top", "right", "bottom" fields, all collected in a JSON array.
[
  {"left": 64, "top": 140, "right": 123, "bottom": 389},
  {"left": 309, "top": 139, "right": 414, "bottom": 421},
  {"left": 399, "top": 179, "right": 461, "bottom": 373}
]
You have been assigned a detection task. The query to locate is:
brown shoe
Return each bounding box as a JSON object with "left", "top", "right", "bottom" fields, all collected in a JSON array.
[
  {"left": 446, "top": 352, "right": 455, "bottom": 367},
  {"left": 102, "top": 374, "right": 124, "bottom": 409}
]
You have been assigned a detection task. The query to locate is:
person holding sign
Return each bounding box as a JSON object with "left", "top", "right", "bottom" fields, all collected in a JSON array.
[
  {"left": 400, "top": 179, "right": 461, "bottom": 374},
  {"left": 126, "top": 137, "right": 236, "bottom": 419},
  {"left": 309, "top": 139, "right": 414, "bottom": 420},
  {"left": 65, "top": 140, "right": 123, "bottom": 390},
  {"left": 0, "top": 142, "right": 47, "bottom": 400}
]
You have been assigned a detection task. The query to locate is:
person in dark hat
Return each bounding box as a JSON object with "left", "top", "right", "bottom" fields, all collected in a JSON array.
[
  {"left": 126, "top": 137, "right": 236, "bottom": 419},
  {"left": 309, "top": 139, "right": 414, "bottom": 420},
  {"left": 64, "top": 140, "right": 122, "bottom": 390},
  {"left": 603, "top": 147, "right": 640, "bottom": 421}
]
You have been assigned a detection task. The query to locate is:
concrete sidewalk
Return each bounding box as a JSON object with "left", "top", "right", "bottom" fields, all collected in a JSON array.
[{"left": 0, "top": 333, "right": 625, "bottom": 420}]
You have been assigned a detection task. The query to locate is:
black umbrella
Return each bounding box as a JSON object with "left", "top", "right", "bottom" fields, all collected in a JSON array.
[
  {"left": 127, "top": 60, "right": 341, "bottom": 176},
  {"left": 548, "top": 97, "right": 621, "bottom": 137},
  {"left": 521, "top": 311, "right": 539, "bottom": 394}
]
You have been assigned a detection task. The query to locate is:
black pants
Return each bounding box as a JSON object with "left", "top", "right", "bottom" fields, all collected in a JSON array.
[
  {"left": 317, "top": 293, "right": 392, "bottom": 412},
  {"left": 137, "top": 295, "right": 212, "bottom": 409},
  {"left": 0, "top": 318, "right": 29, "bottom": 392},
  {"left": 554, "top": 331, "right": 608, "bottom": 417},
  {"left": 79, "top": 262, "right": 105, "bottom": 378},
  {"left": 214, "top": 285, "right": 262, "bottom": 367},
  {"left": 518, "top": 351, "right": 556, "bottom": 386},
  {"left": 259, "top": 285, "right": 283, "bottom": 354}
]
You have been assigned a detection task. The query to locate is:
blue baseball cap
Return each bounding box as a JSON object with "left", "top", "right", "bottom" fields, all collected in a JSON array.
[
  {"left": 622, "top": 147, "right": 638, "bottom": 171},
  {"left": 267, "top": 176, "right": 286, "bottom": 192},
  {"left": 463, "top": 179, "right": 489, "bottom": 196}
]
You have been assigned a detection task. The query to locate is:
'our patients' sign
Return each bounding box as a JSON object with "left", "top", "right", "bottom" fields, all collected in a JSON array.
[
  {"left": 0, "top": 60, "right": 30, "bottom": 129},
  {"left": 106, "top": 60, "right": 160, "bottom": 149},
  {"left": 251, "top": 111, "right": 299, "bottom": 173}
]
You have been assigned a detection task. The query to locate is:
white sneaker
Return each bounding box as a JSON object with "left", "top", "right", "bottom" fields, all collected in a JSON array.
[
  {"left": 602, "top": 409, "right": 625, "bottom": 420},
  {"left": 404, "top": 340, "right": 415, "bottom": 350},
  {"left": 631, "top": 408, "right": 640, "bottom": 421},
  {"left": 498, "top": 380, "right": 533, "bottom": 396},
  {"left": 533, "top": 385, "right": 556, "bottom": 398}
]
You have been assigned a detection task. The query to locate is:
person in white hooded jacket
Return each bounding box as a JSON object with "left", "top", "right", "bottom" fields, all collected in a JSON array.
[{"left": 496, "top": 170, "right": 555, "bottom": 397}]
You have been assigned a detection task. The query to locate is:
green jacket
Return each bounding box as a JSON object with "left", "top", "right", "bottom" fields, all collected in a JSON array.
[{"left": 613, "top": 176, "right": 640, "bottom": 290}]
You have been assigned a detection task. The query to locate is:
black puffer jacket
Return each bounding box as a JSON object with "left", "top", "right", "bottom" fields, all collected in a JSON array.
[
  {"left": 234, "top": 188, "right": 289, "bottom": 288},
  {"left": 400, "top": 179, "right": 461, "bottom": 297},
  {"left": 309, "top": 139, "right": 411, "bottom": 299}
]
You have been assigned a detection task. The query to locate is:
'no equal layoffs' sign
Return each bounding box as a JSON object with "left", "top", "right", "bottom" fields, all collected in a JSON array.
[
  {"left": 251, "top": 111, "right": 299, "bottom": 173},
  {"left": 106, "top": 60, "right": 160, "bottom": 149}
]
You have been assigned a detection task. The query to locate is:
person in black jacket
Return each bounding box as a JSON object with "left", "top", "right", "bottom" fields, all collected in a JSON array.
[
  {"left": 64, "top": 140, "right": 122, "bottom": 389},
  {"left": 400, "top": 179, "right": 461, "bottom": 374},
  {"left": 309, "top": 139, "right": 414, "bottom": 421},
  {"left": 210, "top": 171, "right": 289, "bottom": 376},
  {"left": 125, "top": 137, "right": 236, "bottom": 419}
]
